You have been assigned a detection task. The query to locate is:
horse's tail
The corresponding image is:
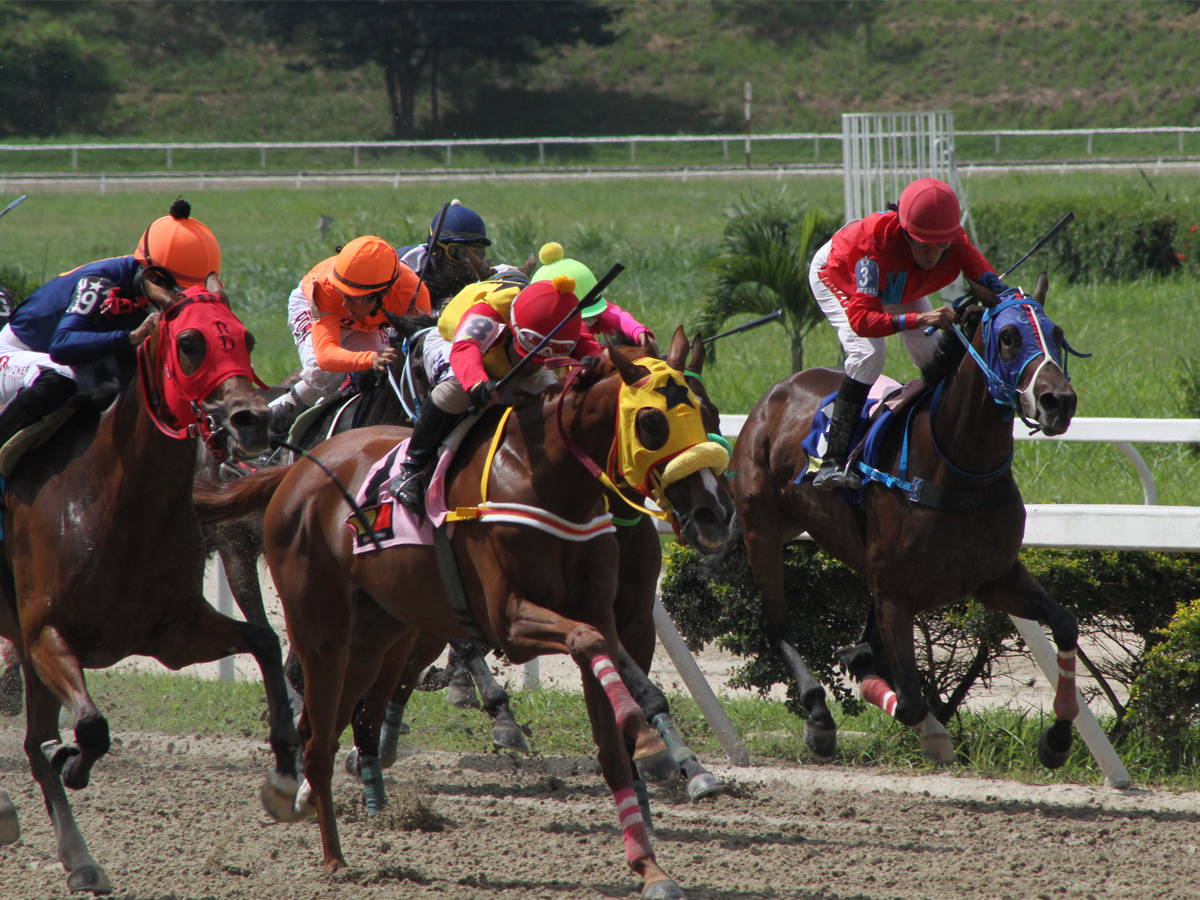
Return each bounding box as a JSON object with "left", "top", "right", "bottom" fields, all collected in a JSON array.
[{"left": 194, "top": 466, "right": 292, "bottom": 525}]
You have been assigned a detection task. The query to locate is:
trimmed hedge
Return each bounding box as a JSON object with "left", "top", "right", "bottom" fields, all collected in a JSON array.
[
  {"left": 660, "top": 539, "right": 1200, "bottom": 730},
  {"left": 971, "top": 196, "right": 1200, "bottom": 284}
]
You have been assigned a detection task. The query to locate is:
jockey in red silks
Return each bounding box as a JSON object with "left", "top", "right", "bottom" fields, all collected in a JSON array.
[
  {"left": 390, "top": 273, "right": 604, "bottom": 513},
  {"left": 808, "top": 177, "right": 1008, "bottom": 491}
]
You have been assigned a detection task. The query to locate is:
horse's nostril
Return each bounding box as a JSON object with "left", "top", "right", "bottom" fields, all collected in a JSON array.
[
  {"left": 1039, "top": 393, "right": 1059, "bottom": 412},
  {"left": 230, "top": 409, "right": 264, "bottom": 431},
  {"left": 694, "top": 505, "right": 722, "bottom": 527}
]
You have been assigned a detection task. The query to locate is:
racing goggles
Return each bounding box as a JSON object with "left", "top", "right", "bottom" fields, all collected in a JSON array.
[
  {"left": 437, "top": 240, "right": 488, "bottom": 262},
  {"left": 514, "top": 327, "right": 577, "bottom": 359}
]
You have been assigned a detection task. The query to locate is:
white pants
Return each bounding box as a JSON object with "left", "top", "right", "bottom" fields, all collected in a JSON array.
[
  {"left": 809, "top": 239, "right": 940, "bottom": 385},
  {"left": 285, "top": 285, "right": 389, "bottom": 406},
  {"left": 0, "top": 325, "right": 74, "bottom": 408},
  {"left": 422, "top": 331, "right": 556, "bottom": 414}
]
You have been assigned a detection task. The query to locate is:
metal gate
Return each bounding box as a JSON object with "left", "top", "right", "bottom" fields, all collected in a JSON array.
[{"left": 841, "top": 111, "right": 977, "bottom": 245}]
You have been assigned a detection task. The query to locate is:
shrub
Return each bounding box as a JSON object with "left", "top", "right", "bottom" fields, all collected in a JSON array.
[{"left": 1127, "top": 599, "right": 1200, "bottom": 757}]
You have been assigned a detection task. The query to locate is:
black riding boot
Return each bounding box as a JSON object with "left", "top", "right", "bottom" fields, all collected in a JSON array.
[
  {"left": 812, "top": 375, "right": 870, "bottom": 492},
  {"left": 0, "top": 370, "right": 78, "bottom": 450},
  {"left": 389, "top": 401, "right": 460, "bottom": 514}
]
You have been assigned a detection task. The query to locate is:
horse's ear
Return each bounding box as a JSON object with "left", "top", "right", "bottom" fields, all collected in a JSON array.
[
  {"left": 520, "top": 253, "right": 538, "bottom": 278},
  {"left": 686, "top": 332, "right": 706, "bottom": 376},
  {"left": 607, "top": 344, "right": 651, "bottom": 386},
  {"left": 205, "top": 272, "right": 229, "bottom": 304},
  {"left": 142, "top": 275, "right": 180, "bottom": 311},
  {"left": 1033, "top": 271, "right": 1049, "bottom": 306},
  {"left": 966, "top": 277, "right": 1000, "bottom": 309},
  {"left": 664, "top": 325, "right": 688, "bottom": 369}
]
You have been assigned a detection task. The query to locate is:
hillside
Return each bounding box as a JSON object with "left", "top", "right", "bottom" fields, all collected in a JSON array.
[{"left": 4, "top": 1, "right": 1200, "bottom": 143}]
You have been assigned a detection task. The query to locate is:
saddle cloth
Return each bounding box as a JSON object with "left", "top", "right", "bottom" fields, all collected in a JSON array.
[
  {"left": 796, "top": 375, "right": 910, "bottom": 486},
  {"left": 347, "top": 440, "right": 456, "bottom": 553}
]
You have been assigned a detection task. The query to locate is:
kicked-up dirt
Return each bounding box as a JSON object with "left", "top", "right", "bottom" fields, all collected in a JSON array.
[{"left": 2, "top": 725, "right": 1200, "bottom": 899}]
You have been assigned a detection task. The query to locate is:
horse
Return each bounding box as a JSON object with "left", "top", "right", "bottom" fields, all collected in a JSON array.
[
  {"left": 194, "top": 345, "right": 734, "bottom": 895},
  {"left": 731, "top": 274, "right": 1084, "bottom": 765},
  {"left": 0, "top": 274, "right": 302, "bottom": 895},
  {"left": 365, "top": 328, "right": 729, "bottom": 804}
]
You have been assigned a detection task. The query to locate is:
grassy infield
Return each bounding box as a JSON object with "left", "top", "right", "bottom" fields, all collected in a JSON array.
[{"left": 5, "top": 168, "right": 1200, "bottom": 787}]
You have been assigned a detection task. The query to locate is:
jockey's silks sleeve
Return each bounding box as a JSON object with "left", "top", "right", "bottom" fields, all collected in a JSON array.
[
  {"left": 819, "top": 212, "right": 997, "bottom": 338},
  {"left": 590, "top": 302, "right": 653, "bottom": 344},
  {"left": 13, "top": 255, "right": 143, "bottom": 356}
]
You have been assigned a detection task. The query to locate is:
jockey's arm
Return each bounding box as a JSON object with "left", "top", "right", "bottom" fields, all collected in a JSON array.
[
  {"left": 48, "top": 276, "right": 147, "bottom": 366},
  {"left": 447, "top": 302, "right": 504, "bottom": 390},
  {"left": 573, "top": 322, "right": 605, "bottom": 360},
  {"left": 591, "top": 303, "right": 653, "bottom": 345},
  {"left": 310, "top": 313, "right": 375, "bottom": 373},
  {"left": 960, "top": 244, "right": 1007, "bottom": 295}
]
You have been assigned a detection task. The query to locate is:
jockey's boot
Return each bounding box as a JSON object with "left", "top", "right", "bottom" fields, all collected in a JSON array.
[
  {"left": 812, "top": 375, "right": 870, "bottom": 492},
  {"left": 390, "top": 402, "right": 460, "bottom": 514},
  {"left": 0, "top": 371, "right": 77, "bottom": 450},
  {"left": 267, "top": 385, "right": 311, "bottom": 445}
]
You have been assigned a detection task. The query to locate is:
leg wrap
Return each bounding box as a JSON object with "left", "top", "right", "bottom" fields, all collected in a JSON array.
[
  {"left": 358, "top": 753, "right": 387, "bottom": 814},
  {"left": 861, "top": 675, "right": 898, "bottom": 718},
  {"left": 613, "top": 786, "right": 654, "bottom": 863},
  {"left": 652, "top": 713, "right": 697, "bottom": 765},
  {"left": 592, "top": 654, "right": 642, "bottom": 730},
  {"left": 1053, "top": 648, "right": 1080, "bottom": 721},
  {"left": 632, "top": 778, "right": 654, "bottom": 836}
]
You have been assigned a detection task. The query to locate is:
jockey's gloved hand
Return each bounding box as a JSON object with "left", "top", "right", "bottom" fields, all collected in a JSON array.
[
  {"left": 467, "top": 379, "right": 499, "bottom": 414},
  {"left": 978, "top": 271, "right": 1010, "bottom": 296}
]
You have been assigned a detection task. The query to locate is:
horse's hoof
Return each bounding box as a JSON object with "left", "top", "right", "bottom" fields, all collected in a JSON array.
[
  {"left": 915, "top": 713, "right": 955, "bottom": 764},
  {"left": 67, "top": 864, "right": 112, "bottom": 895},
  {"left": 642, "top": 877, "right": 685, "bottom": 899},
  {"left": 0, "top": 790, "right": 19, "bottom": 844},
  {"left": 634, "top": 745, "right": 679, "bottom": 784},
  {"left": 260, "top": 770, "right": 301, "bottom": 823},
  {"left": 294, "top": 777, "right": 318, "bottom": 821},
  {"left": 686, "top": 771, "right": 723, "bottom": 802},
  {"left": 492, "top": 723, "right": 530, "bottom": 754},
  {"left": 804, "top": 722, "right": 838, "bottom": 759},
  {"left": 447, "top": 683, "right": 480, "bottom": 709},
  {"left": 344, "top": 748, "right": 361, "bottom": 779},
  {"left": 42, "top": 740, "right": 80, "bottom": 774},
  {"left": 1037, "top": 720, "right": 1073, "bottom": 770}
]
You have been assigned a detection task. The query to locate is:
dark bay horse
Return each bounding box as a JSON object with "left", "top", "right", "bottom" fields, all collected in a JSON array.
[
  {"left": 732, "top": 274, "right": 1083, "bottom": 765},
  {"left": 195, "top": 347, "right": 734, "bottom": 896},
  {"left": 0, "top": 275, "right": 301, "bottom": 895}
]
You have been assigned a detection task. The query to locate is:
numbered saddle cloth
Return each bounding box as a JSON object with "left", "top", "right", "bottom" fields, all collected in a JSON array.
[
  {"left": 796, "top": 375, "right": 906, "bottom": 487},
  {"left": 347, "top": 441, "right": 457, "bottom": 553}
]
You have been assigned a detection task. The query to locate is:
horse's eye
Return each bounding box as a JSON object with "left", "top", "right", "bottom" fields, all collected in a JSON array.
[{"left": 179, "top": 337, "right": 194, "bottom": 353}]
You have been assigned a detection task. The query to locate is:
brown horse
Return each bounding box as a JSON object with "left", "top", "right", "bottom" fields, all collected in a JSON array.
[
  {"left": 195, "top": 345, "right": 733, "bottom": 896},
  {"left": 0, "top": 275, "right": 301, "bottom": 895},
  {"left": 732, "top": 274, "right": 1083, "bottom": 764}
]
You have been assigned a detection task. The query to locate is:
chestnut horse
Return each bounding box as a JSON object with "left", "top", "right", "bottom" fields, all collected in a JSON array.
[
  {"left": 195, "top": 346, "right": 733, "bottom": 896},
  {"left": 732, "top": 275, "right": 1084, "bottom": 765},
  {"left": 0, "top": 275, "right": 300, "bottom": 895}
]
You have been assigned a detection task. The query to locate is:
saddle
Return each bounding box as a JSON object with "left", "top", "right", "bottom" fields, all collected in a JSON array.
[{"left": 0, "top": 386, "right": 119, "bottom": 479}]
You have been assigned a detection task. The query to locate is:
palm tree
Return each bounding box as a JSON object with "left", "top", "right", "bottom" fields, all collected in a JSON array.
[{"left": 693, "top": 195, "right": 837, "bottom": 373}]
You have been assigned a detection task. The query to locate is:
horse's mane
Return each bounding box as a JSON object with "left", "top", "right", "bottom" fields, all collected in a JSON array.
[{"left": 917, "top": 306, "right": 982, "bottom": 386}]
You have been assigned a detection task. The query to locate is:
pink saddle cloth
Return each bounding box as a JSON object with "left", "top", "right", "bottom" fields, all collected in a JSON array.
[{"left": 347, "top": 440, "right": 456, "bottom": 554}]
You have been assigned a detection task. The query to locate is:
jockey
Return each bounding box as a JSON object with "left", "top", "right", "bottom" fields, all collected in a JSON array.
[
  {"left": 533, "top": 241, "right": 658, "bottom": 355},
  {"left": 390, "top": 272, "right": 604, "bottom": 513},
  {"left": 0, "top": 199, "right": 219, "bottom": 449},
  {"left": 396, "top": 200, "right": 492, "bottom": 309},
  {"left": 270, "top": 235, "right": 431, "bottom": 439},
  {"left": 808, "top": 177, "right": 1007, "bottom": 491}
]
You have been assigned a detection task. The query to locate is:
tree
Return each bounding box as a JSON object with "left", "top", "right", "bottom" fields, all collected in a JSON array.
[
  {"left": 262, "top": 1, "right": 616, "bottom": 139},
  {"left": 692, "top": 195, "right": 837, "bottom": 373}
]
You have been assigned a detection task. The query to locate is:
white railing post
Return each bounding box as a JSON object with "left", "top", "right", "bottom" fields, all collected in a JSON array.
[
  {"left": 630, "top": 140, "right": 635, "bottom": 163},
  {"left": 260, "top": 147, "right": 267, "bottom": 168},
  {"left": 72, "top": 148, "right": 78, "bottom": 170},
  {"left": 446, "top": 144, "right": 452, "bottom": 166},
  {"left": 166, "top": 148, "right": 171, "bottom": 170},
  {"left": 215, "top": 556, "right": 236, "bottom": 683},
  {"left": 522, "top": 659, "right": 540, "bottom": 691},
  {"left": 353, "top": 146, "right": 359, "bottom": 168}
]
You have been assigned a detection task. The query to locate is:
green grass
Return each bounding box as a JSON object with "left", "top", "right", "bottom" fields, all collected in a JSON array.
[
  {"left": 3, "top": 171, "right": 1199, "bottom": 505},
  {"left": 81, "top": 670, "right": 1200, "bottom": 790}
]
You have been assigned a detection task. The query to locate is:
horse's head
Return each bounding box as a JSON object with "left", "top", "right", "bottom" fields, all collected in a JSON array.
[
  {"left": 965, "top": 272, "right": 1079, "bottom": 436},
  {"left": 143, "top": 273, "right": 270, "bottom": 460},
  {"left": 608, "top": 337, "right": 735, "bottom": 555}
]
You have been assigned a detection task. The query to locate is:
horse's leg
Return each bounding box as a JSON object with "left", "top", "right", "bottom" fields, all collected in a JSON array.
[
  {"left": 740, "top": 496, "right": 837, "bottom": 757},
  {"left": 449, "top": 638, "right": 528, "bottom": 753},
  {"left": 22, "top": 658, "right": 110, "bottom": 893},
  {"left": 617, "top": 646, "right": 722, "bottom": 799},
  {"left": 444, "top": 641, "right": 481, "bottom": 709},
  {"left": 0, "top": 788, "right": 17, "bottom": 845},
  {"left": 348, "top": 629, "right": 420, "bottom": 814},
  {"left": 975, "top": 561, "right": 1080, "bottom": 769},
  {"left": 870, "top": 593, "right": 954, "bottom": 763},
  {"left": 506, "top": 599, "right": 680, "bottom": 896},
  {"left": 378, "top": 632, "right": 448, "bottom": 768},
  {"left": 146, "top": 598, "right": 302, "bottom": 820},
  {"left": 22, "top": 623, "right": 109, "bottom": 791}
]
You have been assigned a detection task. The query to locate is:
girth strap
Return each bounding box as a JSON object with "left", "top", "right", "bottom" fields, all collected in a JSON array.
[{"left": 433, "top": 524, "right": 490, "bottom": 645}]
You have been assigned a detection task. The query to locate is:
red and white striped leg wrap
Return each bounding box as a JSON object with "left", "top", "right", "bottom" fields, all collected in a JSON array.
[
  {"left": 1053, "top": 648, "right": 1079, "bottom": 721},
  {"left": 860, "top": 675, "right": 898, "bottom": 718},
  {"left": 614, "top": 786, "right": 654, "bottom": 863},
  {"left": 592, "top": 654, "right": 642, "bottom": 730}
]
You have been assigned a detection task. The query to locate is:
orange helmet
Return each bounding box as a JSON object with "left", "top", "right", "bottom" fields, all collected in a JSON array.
[
  {"left": 330, "top": 236, "right": 401, "bottom": 297},
  {"left": 134, "top": 199, "right": 221, "bottom": 287}
]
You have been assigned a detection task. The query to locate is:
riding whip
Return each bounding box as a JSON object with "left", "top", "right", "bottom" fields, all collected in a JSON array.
[
  {"left": 925, "top": 211, "right": 1075, "bottom": 335},
  {"left": 404, "top": 200, "right": 451, "bottom": 316},
  {"left": 273, "top": 437, "right": 386, "bottom": 552},
  {"left": 0, "top": 195, "right": 26, "bottom": 221},
  {"left": 702, "top": 310, "right": 783, "bottom": 346}
]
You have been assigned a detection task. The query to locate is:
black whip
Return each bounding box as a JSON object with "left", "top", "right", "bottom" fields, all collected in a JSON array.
[
  {"left": 702, "top": 310, "right": 783, "bottom": 345},
  {"left": 405, "top": 201, "right": 450, "bottom": 316},
  {"left": 275, "top": 438, "right": 385, "bottom": 552}
]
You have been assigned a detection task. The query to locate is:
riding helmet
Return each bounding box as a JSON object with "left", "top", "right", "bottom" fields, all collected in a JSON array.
[
  {"left": 330, "top": 235, "right": 401, "bottom": 297},
  {"left": 134, "top": 199, "right": 221, "bottom": 287},
  {"left": 898, "top": 178, "right": 961, "bottom": 244}
]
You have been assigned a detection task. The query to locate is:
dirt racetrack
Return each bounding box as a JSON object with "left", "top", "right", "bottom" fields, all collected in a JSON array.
[{"left": 3, "top": 725, "right": 1200, "bottom": 900}]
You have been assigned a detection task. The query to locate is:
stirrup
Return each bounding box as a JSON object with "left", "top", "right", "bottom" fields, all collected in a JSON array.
[
  {"left": 388, "top": 466, "right": 425, "bottom": 513},
  {"left": 812, "top": 459, "right": 862, "bottom": 491}
]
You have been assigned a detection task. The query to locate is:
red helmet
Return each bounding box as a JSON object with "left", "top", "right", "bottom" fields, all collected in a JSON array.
[
  {"left": 510, "top": 276, "right": 580, "bottom": 359},
  {"left": 898, "top": 178, "right": 961, "bottom": 244}
]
